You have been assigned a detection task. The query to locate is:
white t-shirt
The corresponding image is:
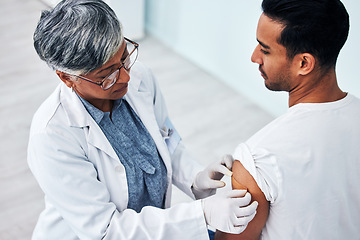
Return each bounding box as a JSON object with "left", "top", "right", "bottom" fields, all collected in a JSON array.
[{"left": 234, "top": 94, "right": 360, "bottom": 240}]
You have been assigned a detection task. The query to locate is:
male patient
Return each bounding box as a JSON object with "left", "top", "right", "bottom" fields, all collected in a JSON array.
[{"left": 215, "top": 0, "right": 360, "bottom": 239}]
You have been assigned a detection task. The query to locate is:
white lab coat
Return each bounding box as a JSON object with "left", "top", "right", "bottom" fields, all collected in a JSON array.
[{"left": 27, "top": 62, "right": 209, "bottom": 240}]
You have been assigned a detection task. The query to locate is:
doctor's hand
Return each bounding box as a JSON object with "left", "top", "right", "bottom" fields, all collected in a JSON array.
[
  {"left": 192, "top": 154, "right": 234, "bottom": 199},
  {"left": 201, "top": 189, "right": 258, "bottom": 234}
]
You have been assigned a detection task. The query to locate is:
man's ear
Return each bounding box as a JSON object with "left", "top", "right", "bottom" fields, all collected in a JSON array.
[
  {"left": 56, "top": 70, "right": 74, "bottom": 88},
  {"left": 295, "top": 53, "right": 316, "bottom": 76}
]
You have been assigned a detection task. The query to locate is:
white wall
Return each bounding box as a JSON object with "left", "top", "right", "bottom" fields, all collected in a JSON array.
[
  {"left": 145, "top": 0, "right": 360, "bottom": 117},
  {"left": 107, "top": 0, "right": 145, "bottom": 40}
]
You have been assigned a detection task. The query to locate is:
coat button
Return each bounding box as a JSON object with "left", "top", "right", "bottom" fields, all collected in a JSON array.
[{"left": 115, "top": 165, "right": 124, "bottom": 173}]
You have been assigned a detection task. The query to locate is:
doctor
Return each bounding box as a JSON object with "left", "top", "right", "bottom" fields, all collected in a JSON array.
[{"left": 27, "top": 0, "right": 258, "bottom": 239}]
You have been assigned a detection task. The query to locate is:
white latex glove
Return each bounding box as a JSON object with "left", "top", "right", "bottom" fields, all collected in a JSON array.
[
  {"left": 192, "top": 154, "right": 234, "bottom": 199},
  {"left": 201, "top": 189, "right": 258, "bottom": 234}
]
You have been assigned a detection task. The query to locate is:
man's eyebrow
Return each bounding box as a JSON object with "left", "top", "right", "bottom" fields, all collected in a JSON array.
[{"left": 257, "top": 39, "right": 270, "bottom": 49}]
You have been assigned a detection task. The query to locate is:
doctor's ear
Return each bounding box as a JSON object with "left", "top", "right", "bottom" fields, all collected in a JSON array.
[
  {"left": 56, "top": 70, "right": 76, "bottom": 88},
  {"left": 295, "top": 53, "right": 315, "bottom": 76}
]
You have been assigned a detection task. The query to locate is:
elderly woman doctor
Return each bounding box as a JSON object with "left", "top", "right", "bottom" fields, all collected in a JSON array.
[{"left": 27, "top": 0, "right": 257, "bottom": 239}]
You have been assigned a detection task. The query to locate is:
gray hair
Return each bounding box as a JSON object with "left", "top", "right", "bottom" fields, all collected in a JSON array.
[{"left": 33, "top": 0, "right": 123, "bottom": 75}]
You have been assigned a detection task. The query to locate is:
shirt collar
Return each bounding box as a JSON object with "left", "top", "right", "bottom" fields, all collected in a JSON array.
[{"left": 76, "top": 93, "right": 122, "bottom": 124}]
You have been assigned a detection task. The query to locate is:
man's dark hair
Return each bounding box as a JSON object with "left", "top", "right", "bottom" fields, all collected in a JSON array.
[{"left": 262, "top": 0, "right": 349, "bottom": 69}]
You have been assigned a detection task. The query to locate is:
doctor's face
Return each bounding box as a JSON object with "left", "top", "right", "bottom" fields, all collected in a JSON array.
[
  {"left": 251, "top": 13, "right": 295, "bottom": 92},
  {"left": 73, "top": 41, "right": 131, "bottom": 101}
]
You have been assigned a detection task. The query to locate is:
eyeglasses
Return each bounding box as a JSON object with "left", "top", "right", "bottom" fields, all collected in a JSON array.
[{"left": 70, "top": 37, "right": 139, "bottom": 90}]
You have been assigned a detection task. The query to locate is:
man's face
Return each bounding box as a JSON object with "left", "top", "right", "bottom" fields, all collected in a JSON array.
[{"left": 251, "top": 13, "right": 295, "bottom": 92}]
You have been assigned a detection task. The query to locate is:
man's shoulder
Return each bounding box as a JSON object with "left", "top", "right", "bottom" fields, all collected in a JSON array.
[
  {"left": 246, "top": 94, "right": 360, "bottom": 147},
  {"left": 246, "top": 110, "right": 301, "bottom": 147},
  {"left": 347, "top": 93, "right": 360, "bottom": 109}
]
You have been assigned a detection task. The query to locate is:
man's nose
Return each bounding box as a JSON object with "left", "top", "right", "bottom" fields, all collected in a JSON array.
[{"left": 251, "top": 45, "right": 263, "bottom": 65}]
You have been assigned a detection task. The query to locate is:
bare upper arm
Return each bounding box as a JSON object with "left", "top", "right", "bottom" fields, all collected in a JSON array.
[{"left": 214, "top": 160, "right": 269, "bottom": 240}]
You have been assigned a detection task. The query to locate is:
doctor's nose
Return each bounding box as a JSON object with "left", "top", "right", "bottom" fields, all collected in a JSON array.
[{"left": 117, "top": 67, "right": 130, "bottom": 83}]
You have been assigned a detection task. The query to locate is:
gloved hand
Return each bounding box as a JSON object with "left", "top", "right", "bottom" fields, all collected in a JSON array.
[
  {"left": 192, "top": 154, "right": 234, "bottom": 199},
  {"left": 201, "top": 189, "right": 258, "bottom": 234}
]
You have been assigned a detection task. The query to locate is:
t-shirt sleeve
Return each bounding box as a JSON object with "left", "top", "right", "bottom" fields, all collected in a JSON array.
[{"left": 233, "top": 143, "right": 281, "bottom": 204}]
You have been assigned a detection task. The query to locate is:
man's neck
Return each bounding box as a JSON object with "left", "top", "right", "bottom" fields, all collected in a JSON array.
[{"left": 288, "top": 69, "right": 346, "bottom": 107}]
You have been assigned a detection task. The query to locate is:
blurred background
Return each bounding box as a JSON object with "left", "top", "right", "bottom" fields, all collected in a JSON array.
[{"left": 0, "top": 0, "right": 358, "bottom": 239}]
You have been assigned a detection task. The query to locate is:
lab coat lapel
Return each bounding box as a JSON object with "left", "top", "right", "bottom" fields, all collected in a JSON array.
[
  {"left": 87, "top": 120, "right": 119, "bottom": 161},
  {"left": 60, "top": 84, "right": 119, "bottom": 161},
  {"left": 124, "top": 71, "right": 171, "bottom": 171}
]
